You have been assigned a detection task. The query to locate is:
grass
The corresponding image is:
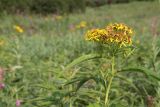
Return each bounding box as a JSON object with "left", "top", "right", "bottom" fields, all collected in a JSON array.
[{"left": 0, "top": 1, "right": 160, "bottom": 107}]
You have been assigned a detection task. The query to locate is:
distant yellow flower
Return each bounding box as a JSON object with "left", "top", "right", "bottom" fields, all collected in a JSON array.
[
  {"left": 85, "top": 23, "right": 133, "bottom": 47},
  {"left": 0, "top": 39, "right": 5, "bottom": 46},
  {"left": 76, "top": 21, "right": 87, "bottom": 29},
  {"left": 14, "top": 25, "right": 24, "bottom": 33},
  {"left": 45, "top": 17, "right": 49, "bottom": 21},
  {"left": 55, "top": 15, "right": 63, "bottom": 20},
  {"left": 29, "top": 16, "right": 32, "bottom": 19}
]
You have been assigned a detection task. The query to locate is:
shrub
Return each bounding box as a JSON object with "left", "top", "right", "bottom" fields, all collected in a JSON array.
[
  {"left": 0, "top": 0, "right": 156, "bottom": 14},
  {"left": 0, "top": 0, "right": 31, "bottom": 13},
  {"left": 86, "top": 0, "right": 108, "bottom": 7},
  {"left": 31, "top": 0, "right": 66, "bottom": 14},
  {"left": 111, "top": 0, "right": 155, "bottom": 3},
  {"left": 0, "top": 0, "right": 86, "bottom": 14}
]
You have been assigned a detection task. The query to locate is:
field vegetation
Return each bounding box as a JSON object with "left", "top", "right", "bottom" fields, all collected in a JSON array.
[{"left": 0, "top": 1, "right": 160, "bottom": 107}]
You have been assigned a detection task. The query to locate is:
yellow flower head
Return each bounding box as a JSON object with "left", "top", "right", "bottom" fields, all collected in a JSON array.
[
  {"left": 76, "top": 21, "right": 87, "bottom": 29},
  {"left": 85, "top": 29, "right": 108, "bottom": 42},
  {"left": 55, "top": 15, "right": 63, "bottom": 20},
  {"left": 85, "top": 23, "right": 133, "bottom": 47},
  {"left": 0, "top": 39, "right": 5, "bottom": 46},
  {"left": 14, "top": 25, "right": 24, "bottom": 33}
]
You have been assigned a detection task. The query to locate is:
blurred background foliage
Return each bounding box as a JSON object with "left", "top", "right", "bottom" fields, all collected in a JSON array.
[
  {"left": 0, "top": 0, "right": 156, "bottom": 14},
  {"left": 0, "top": 0, "right": 160, "bottom": 106}
]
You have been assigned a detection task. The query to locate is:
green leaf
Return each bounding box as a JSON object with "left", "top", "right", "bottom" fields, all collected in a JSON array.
[
  {"left": 118, "top": 67, "right": 160, "bottom": 81},
  {"left": 65, "top": 54, "right": 101, "bottom": 70},
  {"left": 115, "top": 74, "right": 139, "bottom": 92},
  {"left": 64, "top": 78, "right": 81, "bottom": 86},
  {"left": 87, "top": 103, "right": 101, "bottom": 107},
  {"left": 76, "top": 77, "right": 95, "bottom": 91}
]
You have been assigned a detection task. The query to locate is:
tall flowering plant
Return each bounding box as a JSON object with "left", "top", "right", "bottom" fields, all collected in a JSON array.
[
  {"left": 65, "top": 23, "right": 135, "bottom": 106},
  {"left": 85, "top": 23, "right": 134, "bottom": 105},
  {"left": 66, "top": 23, "right": 160, "bottom": 107}
]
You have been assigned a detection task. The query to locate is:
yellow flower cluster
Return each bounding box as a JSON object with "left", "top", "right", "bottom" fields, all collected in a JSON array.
[
  {"left": 85, "top": 23, "right": 133, "bottom": 47},
  {"left": 85, "top": 29, "right": 107, "bottom": 41},
  {"left": 14, "top": 25, "right": 24, "bottom": 33},
  {"left": 76, "top": 21, "right": 87, "bottom": 29}
]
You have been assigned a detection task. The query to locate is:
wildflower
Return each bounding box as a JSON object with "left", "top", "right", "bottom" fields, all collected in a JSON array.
[
  {"left": 105, "top": 23, "right": 133, "bottom": 46},
  {"left": 85, "top": 23, "right": 133, "bottom": 47},
  {"left": 0, "top": 39, "right": 5, "bottom": 46},
  {"left": 45, "top": 16, "right": 49, "bottom": 21},
  {"left": 29, "top": 16, "right": 32, "bottom": 19},
  {"left": 14, "top": 25, "right": 24, "bottom": 33},
  {"left": 76, "top": 21, "right": 87, "bottom": 29},
  {"left": 55, "top": 15, "right": 63, "bottom": 20},
  {"left": 0, "top": 83, "right": 5, "bottom": 89},
  {"left": 85, "top": 29, "right": 108, "bottom": 42},
  {"left": 16, "top": 100, "right": 22, "bottom": 107}
]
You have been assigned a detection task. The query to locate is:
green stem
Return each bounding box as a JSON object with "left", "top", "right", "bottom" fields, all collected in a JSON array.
[{"left": 105, "top": 56, "right": 115, "bottom": 106}]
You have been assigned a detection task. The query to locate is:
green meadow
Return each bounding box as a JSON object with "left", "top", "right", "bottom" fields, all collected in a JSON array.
[{"left": 0, "top": 1, "right": 160, "bottom": 107}]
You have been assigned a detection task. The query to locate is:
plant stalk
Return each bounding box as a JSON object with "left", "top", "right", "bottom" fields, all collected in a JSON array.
[{"left": 105, "top": 56, "right": 115, "bottom": 106}]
